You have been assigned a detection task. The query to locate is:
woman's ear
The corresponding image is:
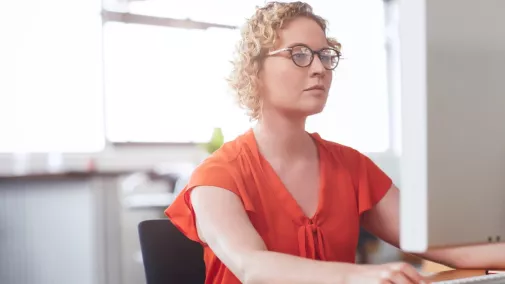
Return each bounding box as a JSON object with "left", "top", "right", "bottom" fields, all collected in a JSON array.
[{"left": 257, "top": 70, "right": 263, "bottom": 86}]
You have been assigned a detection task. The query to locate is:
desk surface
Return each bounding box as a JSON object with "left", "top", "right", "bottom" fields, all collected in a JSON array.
[{"left": 428, "top": 270, "right": 487, "bottom": 282}]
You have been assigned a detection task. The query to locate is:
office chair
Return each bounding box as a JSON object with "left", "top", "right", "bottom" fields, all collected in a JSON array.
[{"left": 138, "top": 219, "right": 206, "bottom": 284}]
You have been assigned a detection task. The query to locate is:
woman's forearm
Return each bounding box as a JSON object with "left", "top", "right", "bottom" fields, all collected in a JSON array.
[
  {"left": 422, "top": 243, "right": 505, "bottom": 269},
  {"left": 240, "top": 250, "right": 358, "bottom": 284}
]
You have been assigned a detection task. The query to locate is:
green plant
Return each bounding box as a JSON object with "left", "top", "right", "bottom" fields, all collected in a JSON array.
[{"left": 201, "top": 127, "right": 224, "bottom": 154}]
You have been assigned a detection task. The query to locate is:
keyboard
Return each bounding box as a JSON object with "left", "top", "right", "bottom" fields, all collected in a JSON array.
[{"left": 434, "top": 273, "right": 505, "bottom": 283}]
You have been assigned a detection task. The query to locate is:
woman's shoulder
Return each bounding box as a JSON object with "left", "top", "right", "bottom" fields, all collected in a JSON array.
[
  {"left": 310, "top": 132, "right": 385, "bottom": 177},
  {"left": 310, "top": 132, "right": 363, "bottom": 162},
  {"left": 311, "top": 132, "right": 393, "bottom": 215},
  {"left": 185, "top": 131, "right": 257, "bottom": 211},
  {"left": 196, "top": 130, "right": 255, "bottom": 173}
]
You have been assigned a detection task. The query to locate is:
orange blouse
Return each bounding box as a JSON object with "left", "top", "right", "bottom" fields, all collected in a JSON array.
[{"left": 165, "top": 129, "right": 392, "bottom": 284}]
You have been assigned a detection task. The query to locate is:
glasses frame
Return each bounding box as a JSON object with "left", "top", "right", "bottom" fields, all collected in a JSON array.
[{"left": 267, "top": 44, "right": 342, "bottom": 70}]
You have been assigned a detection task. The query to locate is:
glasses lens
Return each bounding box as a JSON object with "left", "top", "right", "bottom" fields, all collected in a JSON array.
[
  {"left": 319, "top": 48, "right": 340, "bottom": 69},
  {"left": 291, "top": 46, "right": 313, "bottom": 67}
]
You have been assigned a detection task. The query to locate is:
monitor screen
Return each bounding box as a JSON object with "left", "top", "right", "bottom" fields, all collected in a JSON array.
[{"left": 399, "top": 0, "right": 505, "bottom": 252}]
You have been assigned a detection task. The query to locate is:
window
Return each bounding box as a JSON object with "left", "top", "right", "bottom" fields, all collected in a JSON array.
[
  {"left": 103, "top": 0, "right": 391, "bottom": 152},
  {"left": 384, "top": 0, "right": 402, "bottom": 155},
  {"left": 1, "top": 0, "right": 391, "bottom": 153},
  {"left": 103, "top": 23, "right": 250, "bottom": 143},
  {"left": 305, "top": 0, "right": 390, "bottom": 152},
  {"left": 0, "top": 0, "right": 104, "bottom": 153}
]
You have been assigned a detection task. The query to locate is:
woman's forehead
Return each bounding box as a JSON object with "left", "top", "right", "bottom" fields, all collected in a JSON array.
[{"left": 275, "top": 17, "right": 328, "bottom": 49}]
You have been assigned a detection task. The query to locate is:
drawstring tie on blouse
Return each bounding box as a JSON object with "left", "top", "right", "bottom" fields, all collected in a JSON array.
[{"left": 297, "top": 220, "right": 326, "bottom": 260}]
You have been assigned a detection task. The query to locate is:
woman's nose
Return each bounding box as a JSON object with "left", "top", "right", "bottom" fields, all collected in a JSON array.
[{"left": 309, "top": 55, "right": 326, "bottom": 77}]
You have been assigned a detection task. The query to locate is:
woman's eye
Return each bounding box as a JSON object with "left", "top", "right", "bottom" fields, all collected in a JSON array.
[
  {"left": 293, "top": 53, "right": 308, "bottom": 59},
  {"left": 321, "top": 55, "right": 337, "bottom": 63},
  {"left": 321, "top": 55, "right": 331, "bottom": 63}
]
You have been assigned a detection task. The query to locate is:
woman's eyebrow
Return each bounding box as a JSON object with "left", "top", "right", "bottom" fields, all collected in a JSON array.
[
  {"left": 286, "top": 42, "right": 331, "bottom": 50},
  {"left": 286, "top": 42, "right": 308, "bottom": 47}
]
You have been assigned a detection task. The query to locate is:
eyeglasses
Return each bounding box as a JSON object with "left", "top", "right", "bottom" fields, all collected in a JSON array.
[{"left": 267, "top": 44, "right": 341, "bottom": 70}]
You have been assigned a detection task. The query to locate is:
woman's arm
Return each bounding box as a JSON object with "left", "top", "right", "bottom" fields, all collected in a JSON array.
[
  {"left": 361, "top": 185, "right": 505, "bottom": 269},
  {"left": 190, "top": 186, "right": 353, "bottom": 284},
  {"left": 192, "top": 185, "right": 427, "bottom": 284}
]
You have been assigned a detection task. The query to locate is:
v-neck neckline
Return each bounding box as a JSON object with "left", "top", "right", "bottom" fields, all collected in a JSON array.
[{"left": 245, "top": 129, "right": 326, "bottom": 224}]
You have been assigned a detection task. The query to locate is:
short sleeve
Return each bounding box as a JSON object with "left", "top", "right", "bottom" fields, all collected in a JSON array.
[
  {"left": 354, "top": 152, "right": 393, "bottom": 215},
  {"left": 334, "top": 144, "right": 393, "bottom": 215},
  {"left": 164, "top": 159, "right": 249, "bottom": 244},
  {"left": 312, "top": 135, "right": 394, "bottom": 216}
]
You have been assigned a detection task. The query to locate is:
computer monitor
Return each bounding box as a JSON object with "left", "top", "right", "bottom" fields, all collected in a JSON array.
[{"left": 398, "top": 0, "right": 505, "bottom": 253}]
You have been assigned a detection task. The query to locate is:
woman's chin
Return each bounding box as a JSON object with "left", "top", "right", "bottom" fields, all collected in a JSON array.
[
  {"left": 303, "top": 101, "right": 327, "bottom": 115},
  {"left": 296, "top": 105, "right": 325, "bottom": 117},
  {"left": 280, "top": 102, "right": 327, "bottom": 118}
]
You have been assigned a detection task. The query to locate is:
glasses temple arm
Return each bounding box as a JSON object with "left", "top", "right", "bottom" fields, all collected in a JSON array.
[{"left": 267, "top": 47, "right": 292, "bottom": 56}]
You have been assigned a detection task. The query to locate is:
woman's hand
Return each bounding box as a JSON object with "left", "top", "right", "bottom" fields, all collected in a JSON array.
[{"left": 347, "top": 262, "right": 430, "bottom": 284}]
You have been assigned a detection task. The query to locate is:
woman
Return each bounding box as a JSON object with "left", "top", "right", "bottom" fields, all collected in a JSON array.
[{"left": 166, "top": 2, "right": 505, "bottom": 283}]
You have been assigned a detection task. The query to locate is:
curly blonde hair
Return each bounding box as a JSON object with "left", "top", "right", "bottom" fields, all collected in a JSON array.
[{"left": 227, "top": 1, "right": 341, "bottom": 120}]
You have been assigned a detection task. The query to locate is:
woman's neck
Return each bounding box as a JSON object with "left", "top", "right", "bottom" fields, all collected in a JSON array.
[{"left": 253, "top": 111, "right": 314, "bottom": 161}]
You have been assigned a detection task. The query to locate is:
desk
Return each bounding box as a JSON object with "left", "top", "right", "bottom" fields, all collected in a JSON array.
[{"left": 428, "top": 270, "right": 487, "bottom": 282}]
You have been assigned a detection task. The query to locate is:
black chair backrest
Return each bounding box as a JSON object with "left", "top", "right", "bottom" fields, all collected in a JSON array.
[{"left": 138, "top": 219, "right": 205, "bottom": 284}]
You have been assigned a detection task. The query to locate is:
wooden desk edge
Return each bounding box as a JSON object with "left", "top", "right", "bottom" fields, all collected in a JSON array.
[{"left": 427, "top": 269, "right": 487, "bottom": 282}]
